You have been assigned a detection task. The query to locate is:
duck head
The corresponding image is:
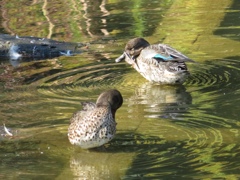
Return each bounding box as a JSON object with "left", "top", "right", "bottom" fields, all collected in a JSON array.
[
  {"left": 96, "top": 89, "right": 123, "bottom": 118},
  {"left": 115, "top": 38, "right": 150, "bottom": 63}
]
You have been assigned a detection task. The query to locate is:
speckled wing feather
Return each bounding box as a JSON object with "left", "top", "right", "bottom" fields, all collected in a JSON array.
[
  {"left": 81, "top": 102, "right": 96, "bottom": 111},
  {"left": 68, "top": 105, "right": 116, "bottom": 148},
  {"left": 70, "top": 102, "right": 96, "bottom": 123}
]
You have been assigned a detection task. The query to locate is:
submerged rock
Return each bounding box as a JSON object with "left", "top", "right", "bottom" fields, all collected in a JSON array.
[{"left": 0, "top": 34, "right": 85, "bottom": 61}]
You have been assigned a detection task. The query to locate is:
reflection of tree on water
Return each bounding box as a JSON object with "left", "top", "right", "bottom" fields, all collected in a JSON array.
[
  {"left": 68, "top": 133, "right": 170, "bottom": 179},
  {"left": 127, "top": 83, "right": 192, "bottom": 120},
  {"left": 124, "top": 138, "right": 240, "bottom": 179},
  {"left": 80, "top": 0, "right": 110, "bottom": 37},
  {"left": 214, "top": 0, "right": 240, "bottom": 41},
  {"left": 80, "top": 0, "right": 172, "bottom": 38},
  {"left": 69, "top": 132, "right": 240, "bottom": 179},
  {"left": 0, "top": 0, "right": 172, "bottom": 40}
]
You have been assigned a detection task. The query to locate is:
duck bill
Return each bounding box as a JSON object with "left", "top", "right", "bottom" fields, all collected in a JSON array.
[{"left": 115, "top": 53, "right": 125, "bottom": 63}]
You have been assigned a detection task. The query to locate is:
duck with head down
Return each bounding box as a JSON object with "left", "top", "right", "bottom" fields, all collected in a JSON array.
[
  {"left": 115, "top": 37, "right": 194, "bottom": 84},
  {"left": 68, "top": 89, "right": 123, "bottom": 149}
]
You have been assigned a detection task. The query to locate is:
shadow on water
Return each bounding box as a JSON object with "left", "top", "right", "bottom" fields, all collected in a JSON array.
[
  {"left": 214, "top": 0, "right": 240, "bottom": 41},
  {"left": 113, "top": 58, "right": 240, "bottom": 179},
  {"left": 122, "top": 138, "right": 240, "bottom": 179},
  {"left": 67, "top": 130, "right": 240, "bottom": 179},
  {"left": 66, "top": 132, "right": 189, "bottom": 179},
  {"left": 186, "top": 56, "right": 240, "bottom": 122}
]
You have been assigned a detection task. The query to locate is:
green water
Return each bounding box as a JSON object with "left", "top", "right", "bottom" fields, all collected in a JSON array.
[{"left": 1, "top": 0, "right": 240, "bottom": 179}]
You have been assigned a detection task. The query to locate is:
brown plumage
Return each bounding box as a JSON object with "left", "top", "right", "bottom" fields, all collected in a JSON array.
[{"left": 68, "top": 89, "right": 123, "bottom": 149}]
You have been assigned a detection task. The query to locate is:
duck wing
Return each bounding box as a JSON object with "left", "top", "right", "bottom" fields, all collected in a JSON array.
[
  {"left": 70, "top": 102, "right": 96, "bottom": 123},
  {"left": 144, "top": 44, "right": 194, "bottom": 62}
]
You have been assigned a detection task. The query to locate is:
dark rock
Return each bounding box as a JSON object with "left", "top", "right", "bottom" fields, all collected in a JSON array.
[{"left": 0, "top": 34, "right": 85, "bottom": 61}]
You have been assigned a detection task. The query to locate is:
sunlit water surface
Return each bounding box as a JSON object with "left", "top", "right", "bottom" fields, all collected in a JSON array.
[{"left": 0, "top": 0, "right": 240, "bottom": 179}]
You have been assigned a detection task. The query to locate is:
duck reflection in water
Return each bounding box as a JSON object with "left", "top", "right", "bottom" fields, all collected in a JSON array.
[
  {"left": 68, "top": 89, "right": 123, "bottom": 149},
  {"left": 69, "top": 148, "right": 133, "bottom": 179},
  {"left": 127, "top": 83, "right": 192, "bottom": 120},
  {"left": 68, "top": 132, "right": 166, "bottom": 179},
  {"left": 115, "top": 38, "right": 195, "bottom": 84}
]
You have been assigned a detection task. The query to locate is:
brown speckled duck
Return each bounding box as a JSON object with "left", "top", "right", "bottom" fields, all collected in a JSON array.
[{"left": 68, "top": 89, "right": 123, "bottom": 149}]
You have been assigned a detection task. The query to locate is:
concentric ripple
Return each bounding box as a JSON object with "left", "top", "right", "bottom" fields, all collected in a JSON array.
[
  {"left": 2, "top": 55, "right": 240, "bottom": 179},
  {"left": 37, "top": 61, "right": 127, "bottom": 88},
  {"left": 111, "top": 58, "right": 240, "bottom": 179},
  {"left": 185, "top": 58, "right": 239, "bottom": 88}
]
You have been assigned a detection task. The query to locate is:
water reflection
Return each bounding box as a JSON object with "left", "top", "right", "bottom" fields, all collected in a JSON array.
[
  {"left": 81, "top": 0, "right": 111, "bottom": 37},
  {"left": 127, "top": 83, "right": 192, "bottom": 120},
  {"left": 69, "top": 148, "right": 132, "bottom": 179},
  {"left": 125, "top": 140, "right": 240, "bottom": 179},
  {"left": 214, "top": 0, "right": 240, "bottom": 41},
  {"left": 1, "top": 53, "right": 240, "bottom": 179},
  {"left": 0, "top": 135, "right": 65, "bottom": 179},
  {"left": 186, "top": 60, "right": 232, "bottom": 88},
  {"left": 80, "top": 0, "right": 172, "bottom": 38},
  {"left": 69, "top": 130, "right": 240, "bottom": 179},
  {"left": 0, "top": 0, "right": 172, "bottom": 40},
  {"left": 69, "top": 132, "right": 165, "bottom": 179}
]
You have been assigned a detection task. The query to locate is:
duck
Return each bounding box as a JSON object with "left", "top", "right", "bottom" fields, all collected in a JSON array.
[
  {"left": 68, "top": 89, "right": 123, "bottom": 149},
  {"left": 115, "top": 37, "right": 194, "bottom": 84}
]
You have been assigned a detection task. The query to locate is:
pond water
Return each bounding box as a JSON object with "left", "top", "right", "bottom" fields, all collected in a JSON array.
[{"left": 0, "top": 0, "right": 240, "bottom": 179}]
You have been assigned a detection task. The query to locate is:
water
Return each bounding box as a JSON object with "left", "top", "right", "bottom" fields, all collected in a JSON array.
[{"left": 1, "top": 0, "right": 240, "bottom": 179}]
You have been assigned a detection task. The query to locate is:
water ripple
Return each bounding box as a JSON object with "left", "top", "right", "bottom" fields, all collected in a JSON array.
[
  {"left": 2, "top": 56, "right": 240, "bottom": 179},
  {"left": 38, "top": 61, "right": 126, "bottom": 87},
  {"left": 186, "top": 59, "right": 234, "bottom": 88}
]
